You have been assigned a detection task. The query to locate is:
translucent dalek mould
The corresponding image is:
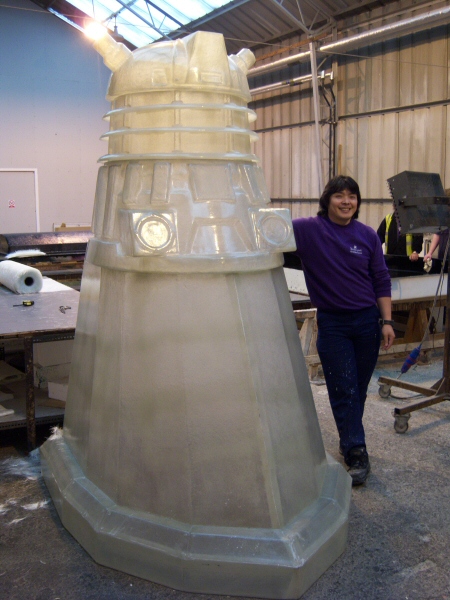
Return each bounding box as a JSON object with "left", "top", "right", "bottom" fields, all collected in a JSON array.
[{"left": 41, "top": 30, "right": 351, "bottom": 599}]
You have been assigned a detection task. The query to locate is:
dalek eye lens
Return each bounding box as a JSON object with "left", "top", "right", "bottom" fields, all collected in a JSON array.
[
  {"left": 259, "top": 215, "right": 290, "bottom": 246},
  {"left": 137, "top": 217, "right": 172, "bottom": 250}
]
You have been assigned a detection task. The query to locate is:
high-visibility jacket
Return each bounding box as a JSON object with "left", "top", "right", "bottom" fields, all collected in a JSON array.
[{"left": 385, "top": 213, "right": 413, "bottom": 256}]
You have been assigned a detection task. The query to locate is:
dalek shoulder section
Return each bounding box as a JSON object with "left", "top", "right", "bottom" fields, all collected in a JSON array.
[{"left": 89, "top": 160, "right": 295, "bottom": 273}]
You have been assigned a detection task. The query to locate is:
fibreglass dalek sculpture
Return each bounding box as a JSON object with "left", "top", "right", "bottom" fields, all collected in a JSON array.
[{"left": 41, "top": 29, "right": 350, "bottom": 599}]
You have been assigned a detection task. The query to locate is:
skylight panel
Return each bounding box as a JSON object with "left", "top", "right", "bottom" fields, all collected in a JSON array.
[
  {"left": 126, "top": 1, "right": 183, "bottom": 34},
  {"left": 67, "top": 0, "right": 125, "bottom": 28},
  {"left": 60, "top": 0, "right": 236, "bottom": 48},
  {"left": 135, "top": 0, "right": 190, "bottom": 25}
]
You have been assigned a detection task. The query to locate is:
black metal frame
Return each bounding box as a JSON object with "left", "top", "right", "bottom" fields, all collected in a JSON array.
[{"left": 377, "top": 171, "right": 450, "bottom": 433}]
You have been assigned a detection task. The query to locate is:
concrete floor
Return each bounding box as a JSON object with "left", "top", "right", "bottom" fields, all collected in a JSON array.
[{"left": 1, "top": 355, "right": 450, "bottom": 600}]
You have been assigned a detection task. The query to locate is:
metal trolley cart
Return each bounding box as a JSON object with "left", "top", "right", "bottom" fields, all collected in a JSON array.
[{"left": 377, "top": 171, "right": 450, "bottom": 433}]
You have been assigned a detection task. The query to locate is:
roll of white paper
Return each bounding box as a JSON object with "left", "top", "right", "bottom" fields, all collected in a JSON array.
[{"left": 0, "top": 260, "right": 43, "bottom": 294}]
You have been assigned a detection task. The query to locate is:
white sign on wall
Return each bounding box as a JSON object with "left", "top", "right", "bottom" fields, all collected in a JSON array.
[{"left": 0, "top": 169, "right": 40, "bottom": 234}]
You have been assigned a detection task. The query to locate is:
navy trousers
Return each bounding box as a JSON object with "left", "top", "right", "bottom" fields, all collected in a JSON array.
[{"left": 316, "top": 305, "right": 381, "bottom": 460}]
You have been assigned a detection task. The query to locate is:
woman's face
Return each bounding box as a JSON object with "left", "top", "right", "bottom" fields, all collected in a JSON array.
[{"left": 327, "top": 189, "right": 358, "bottom": 225}]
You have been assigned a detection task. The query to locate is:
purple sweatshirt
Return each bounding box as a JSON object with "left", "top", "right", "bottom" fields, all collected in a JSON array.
[{"left": 292, "top": 215, "right": 391, "bottom": 311}]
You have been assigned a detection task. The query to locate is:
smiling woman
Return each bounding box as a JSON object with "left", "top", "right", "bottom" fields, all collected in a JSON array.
[
  {"left": 317, "top": 175, "right": 361, "bottom": 224},
  {"left": 286, "top": 175, "right": 395, "bottom": 486},
  {"left": 327, "top": 189, "right": 358, "bottom": 225}
]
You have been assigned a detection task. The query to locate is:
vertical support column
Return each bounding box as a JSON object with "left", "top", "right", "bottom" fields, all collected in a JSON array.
[
  {"left": 444, "top": 272, "right": 450, "bottom": 394},
  {"left": 309, "top": 40, "right": 324, "bottom": 195},
  {"left": 320, "top": 77, "right": 337, "bottom": 182},
  {"left": 24, "top": 335, "right": 36, "bottom": 450}
]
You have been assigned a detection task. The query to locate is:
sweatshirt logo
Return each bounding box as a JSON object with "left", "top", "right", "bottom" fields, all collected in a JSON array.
[{"left": 350, "top": 245, "right": 362, "bottom": 255}]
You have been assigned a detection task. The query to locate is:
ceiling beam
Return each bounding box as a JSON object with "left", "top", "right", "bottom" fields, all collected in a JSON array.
[
  {"left": 177, "top": 0, "right": 252, "bottom": 30},
  {"left": 142, "top": 0, "right": 185, "bottom": 29},
  {"left": 113, "top": 0, "right": 171, "bottom": 39},
  {"left": 264, "top": 0, "right": 312, "bottom": 35},
  {"left": 265, "top": 0, "right": 335, "bottom": 36}
]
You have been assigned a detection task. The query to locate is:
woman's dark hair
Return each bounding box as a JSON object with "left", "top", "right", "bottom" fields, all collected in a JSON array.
[{"left": 317, "top": 175, "right": 362, "bottom": 220}]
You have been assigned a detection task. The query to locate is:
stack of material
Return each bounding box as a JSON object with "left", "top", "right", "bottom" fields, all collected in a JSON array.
[
  {"left": 47, "top": 377, "right": 70, "bottom": 405},
  {"left": 33, "top": 340, "right": 73, "bottom": 408},
  {"left": 0, "top": 360, "right": 25, "bottom": 417}
]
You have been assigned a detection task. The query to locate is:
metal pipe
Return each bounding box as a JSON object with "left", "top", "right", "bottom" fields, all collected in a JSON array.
[
  {"left": 320, "top": 4, "right": 450, "bottom": 54},
  {"left": 248, "top": 50, "right": 310, "bottom": 77},
  {"left": 250, "top": 71, "right": 332, "bottom": 95}
]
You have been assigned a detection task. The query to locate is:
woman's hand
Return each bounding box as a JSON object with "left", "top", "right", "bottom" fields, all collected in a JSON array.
[
  {"left": 409, "top": 251, "right": 419, "bottom": 261},
  {"left": 381, "top": 324, "right": 395, "bottom": 350}
]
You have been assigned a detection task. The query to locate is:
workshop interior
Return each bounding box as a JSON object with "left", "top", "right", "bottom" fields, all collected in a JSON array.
[{"left": 1, "top": 1, "right": 450, "bottom": 599}]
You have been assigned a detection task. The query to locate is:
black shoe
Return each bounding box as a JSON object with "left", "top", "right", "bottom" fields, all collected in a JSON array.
[{"left": 346, "top": 446, "right": 370, "bottom": 486}]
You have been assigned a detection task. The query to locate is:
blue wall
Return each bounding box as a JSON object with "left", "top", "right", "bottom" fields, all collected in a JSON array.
[{"left": 0, "top": 0, "right": 111, "bottom": 230}]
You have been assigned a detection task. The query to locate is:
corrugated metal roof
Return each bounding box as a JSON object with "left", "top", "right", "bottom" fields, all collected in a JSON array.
[{"left": 30, "top": 0, "right": 402, "bottom": 53}]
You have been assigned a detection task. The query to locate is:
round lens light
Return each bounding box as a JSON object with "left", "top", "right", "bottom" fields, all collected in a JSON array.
[
  {"left": 259, "top": 214, "right": 290, "bottom": 246},
  {"left": 137, "top": 217, "right": 173, "bottom": 251}
]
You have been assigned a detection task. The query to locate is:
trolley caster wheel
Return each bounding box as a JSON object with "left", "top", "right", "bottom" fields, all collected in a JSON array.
[
  {"left": 393, "top": 413, "right": 410, "bottom": 434},
  {"left": 378, "top": 384, "right": 391, "bottom": 398}
]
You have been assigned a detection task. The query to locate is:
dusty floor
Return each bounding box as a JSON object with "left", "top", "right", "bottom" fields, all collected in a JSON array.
[{"left": 1, "top": 355, "right": 450, "bottom": 600}]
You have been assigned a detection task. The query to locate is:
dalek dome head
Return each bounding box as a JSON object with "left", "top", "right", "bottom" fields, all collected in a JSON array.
[
  {"left": 87, "top": 27, "right": 297, "bottom": 273},
  {"left": 91, "top": 29, "right": 260, "bottom": 167},
  {"left": 101, "top": 31, "right": 255, "bottom": 103}
]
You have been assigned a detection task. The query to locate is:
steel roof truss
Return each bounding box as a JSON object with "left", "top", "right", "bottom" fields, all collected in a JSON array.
[
  {"left": 142, "top": 0, "right": 185, "bottom": 28},
  {"left": 114, "top": 0, "right": 170, "bottom": 38},
  {"left": 297, "top": 0, "right": 336, "bottom": 30},
  {"left": 266, "top": 0, "right": 335, "bottom": 36},
  {"left": 265, "top": 0, "right": 311, "bottom": 35}
]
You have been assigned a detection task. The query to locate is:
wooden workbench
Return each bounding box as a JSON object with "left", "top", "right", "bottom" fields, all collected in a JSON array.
[
  {"left": 287, "top": 269, "right": 448, "bottom": 371},
  {"left": 0, "top": 278, "right": 79, "bottom": 449}
]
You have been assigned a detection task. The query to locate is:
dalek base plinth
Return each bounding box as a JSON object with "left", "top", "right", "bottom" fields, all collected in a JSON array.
[{"left": 41, "top": 435, "right": 350, "bottom": 600}]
